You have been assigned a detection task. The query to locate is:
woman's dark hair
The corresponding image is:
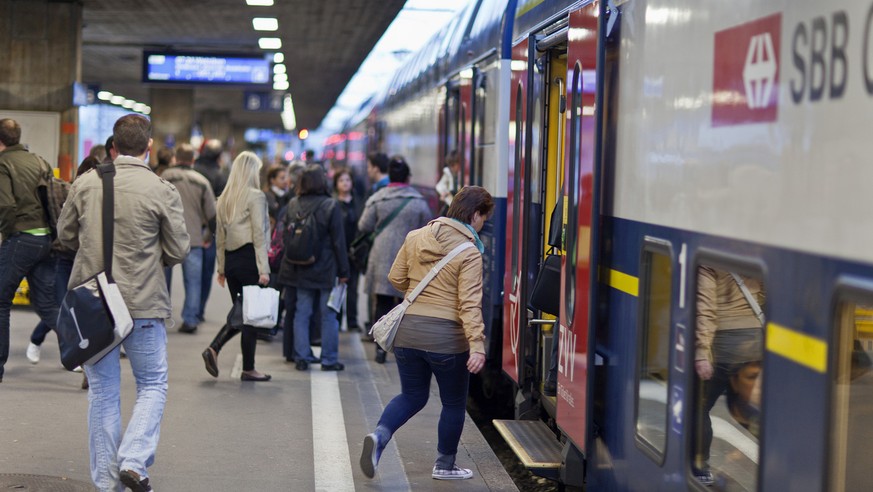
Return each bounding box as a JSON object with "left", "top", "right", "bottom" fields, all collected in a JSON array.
[
  {"left": 446, "top": 186, "right": 494, "bottom": 224},
  {"left": 297, "top": 164, "right": 329, "bottom": 196},
  {"left": 367, "top": 152, "right": 389, "bottom": 173},
  {"left": 76, "top": 156, "right": 100, "bottom": 177},
  {"left": 388, "top": 156, "right": 410, "bottom": 183},
  {"left": 333, "top": 167, "right": 352, "bottom": 191},
  {"left": 266, "top": 164, "right": 287, "bottom": 184}
]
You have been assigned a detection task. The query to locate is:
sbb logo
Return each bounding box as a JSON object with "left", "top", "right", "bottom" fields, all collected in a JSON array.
[{"left": 712, "top": 14, "right": 782, "bottom": 126}]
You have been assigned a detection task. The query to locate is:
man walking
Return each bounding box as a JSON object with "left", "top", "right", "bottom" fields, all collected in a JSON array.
[
  {"left": 58, "top": 114, "right": 190, "bottom": 491},
  {"left": 0, "top": 118, "right": 61, "bottom": 383},
  {"left": 194, "top": 138, "right": 225, "bottom": 322},
  {"left": 161, "top": 143, "right": 216, "bottom": 333}
]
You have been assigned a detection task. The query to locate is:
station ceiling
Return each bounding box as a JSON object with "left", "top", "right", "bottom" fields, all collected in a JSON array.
[{"left": 81, "top": 0, "right": 406, "bottom": 131}]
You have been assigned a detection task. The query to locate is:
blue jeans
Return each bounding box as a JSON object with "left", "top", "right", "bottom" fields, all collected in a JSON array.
[
  {"left": 0, "top": 233, "right": 59, "bottom": 379},
  {"left": 293, "top": 287, "right": 339, "bottom": 365},
  {"left": 84, "top": 319, "right": 168, "bottom": 491},
  {"left": 180, "top": 247, "right": 203, "bottom": 326},
  {"left": 377, "top": 348, "right": 470, "bottom": 464},
  {"left": 31, "top": 255, "right": 74, "bottom": 345},
  {"left": 199, "top": 241, "right": 216, "bottom": 320}
]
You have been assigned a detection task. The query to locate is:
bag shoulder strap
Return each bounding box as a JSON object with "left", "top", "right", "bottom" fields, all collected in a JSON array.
[
  {"left": 729, "top": 272, "right": 765, "bottom": 326},
  {"left": 95, "top": 163, "right": 116, "bottom": 281},
  {"left": 373, "top": 197, "right": 413, "bottom": 239},
  {"left": 407, "top": 242, "right": 475, "bottom": 303}
]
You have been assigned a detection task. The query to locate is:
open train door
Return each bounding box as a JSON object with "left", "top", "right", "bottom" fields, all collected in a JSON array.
[{"left": 556, "top": 1, "right": 601, "bottom": 464}]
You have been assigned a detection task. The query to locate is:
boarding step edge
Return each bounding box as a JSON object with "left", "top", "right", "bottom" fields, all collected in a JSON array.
[{"left": 492, "top": 419, "right": 562, "bottom": 470}]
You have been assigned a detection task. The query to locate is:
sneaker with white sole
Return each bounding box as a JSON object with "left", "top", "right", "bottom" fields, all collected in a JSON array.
[
  {"left": 26, "top": 343, "right": 40, "bottom": 364},
  {"left": 432, "top": 465, "right": 473, "bottom": 480},
  {"left": 72, "top": 365, "right": 83, "bottom": 373}
]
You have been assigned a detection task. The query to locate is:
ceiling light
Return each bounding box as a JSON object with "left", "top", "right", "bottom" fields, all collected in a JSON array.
[
  {"left": 273, "top": 64, "right": 286, "bottom": 74},
  {"left": 246, "top": 0, "right": 274, "bottom": 5},
  {"left": 97, "top": 91, "right": 113, "bottom": 101},
  {"left": 143, "top": 106, "right": 152, "bottom": 115},
  {"left": 273, "top": 80, "right": 289, "bottom": 91},
  {"left": 273, "top": 73, "right": 288, "bottom": 83},
  {"left": 252, "top": 17, "right": 278, "bottom": 31},
  {"left": 258, "top": 37, "right": 282, "bottom": 50},
  {"left": 273, "top": 53, "right": 284, "bottom": 63},
  {"left": 122, "top": 99, "right": 136, "bottom": 109},
  {"left": 110, "top": 95, "right": 124, "bottom": 105},
  {"left": 133, "top": 103, "right": 146, "bottom": 112}
]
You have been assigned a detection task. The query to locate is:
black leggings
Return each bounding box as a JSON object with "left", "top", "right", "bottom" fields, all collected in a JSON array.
[{"left": 221, "top": 244, "right": 259, "bottom": 371}]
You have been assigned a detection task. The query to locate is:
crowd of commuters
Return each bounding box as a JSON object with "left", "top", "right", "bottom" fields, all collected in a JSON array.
[{"left": 0, "top": 112, "right": 491, "bottom": 489}]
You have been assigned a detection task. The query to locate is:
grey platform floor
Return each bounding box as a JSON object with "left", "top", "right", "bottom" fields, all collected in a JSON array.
[{"left": 0, "top": 270, "right": 516, "bottom": 491}]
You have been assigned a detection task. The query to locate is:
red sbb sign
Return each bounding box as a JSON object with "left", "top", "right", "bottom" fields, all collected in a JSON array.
[{"left": 712, "top": 13, "right": 782, "bottom": 126}]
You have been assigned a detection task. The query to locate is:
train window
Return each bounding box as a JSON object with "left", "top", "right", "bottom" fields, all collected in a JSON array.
[
  {"left": 472, "top": 72, "right": 486, "bottom": 186},
  {"left": 510, "top": 83, "right": 524, "bottom": 283},
  {"left": 828, "top": 295, "right": 873, "bottom": 491},
  {"left": 635, "top": 243, "right": 673, "bottom": 461},
  {"left": 691, "top": 264, "right": 764, "bottom": 491},
  {"left": 563, "top": 64, "right": 582, "bottom": 322}
]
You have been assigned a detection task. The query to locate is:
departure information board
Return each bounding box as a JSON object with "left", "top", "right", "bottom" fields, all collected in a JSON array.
[{"left": 143, "top": 52, "right": 271, "bottom": 84}]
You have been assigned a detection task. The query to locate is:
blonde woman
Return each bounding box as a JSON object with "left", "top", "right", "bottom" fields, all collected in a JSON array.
[{"left": 201, "top": 151, "right": 272, "bottom": 381}]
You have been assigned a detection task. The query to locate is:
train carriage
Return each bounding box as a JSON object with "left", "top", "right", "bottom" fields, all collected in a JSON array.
[{"left": 343, "top": 0, "right": 873, "bottom": 490}]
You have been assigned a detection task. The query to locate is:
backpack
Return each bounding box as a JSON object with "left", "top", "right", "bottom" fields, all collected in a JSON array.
[
  {"left": 267, "top": 207, "right": 287, "bottom": 271},
  {"left": 282, "top": 198, "right": 321, "bottom": 266},
  {"left": 35, "top": 157, "right": 71, "bottom": 249}
]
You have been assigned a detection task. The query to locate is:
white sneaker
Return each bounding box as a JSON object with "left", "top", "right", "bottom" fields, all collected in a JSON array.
[
  {"left": 72, "top": 365, "right": 83, "bottom": 373},
  {"left": 432, "top": 465, "right": 473, "bottom": 480},
  {"left": 26, "top": 343, "right": 40, "bottom": 364}
]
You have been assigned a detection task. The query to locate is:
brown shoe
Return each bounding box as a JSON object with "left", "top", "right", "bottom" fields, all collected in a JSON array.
[{"left": 81, "top": 374, "right": 89, "bottom": 390}]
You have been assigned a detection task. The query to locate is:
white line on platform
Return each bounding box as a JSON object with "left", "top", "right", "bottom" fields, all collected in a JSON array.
[
  {"left": 312, "top": 370, "right": 355, "bottom": 492},
  {"left": 230, "top": 354, "right": 242, "bottom": 379}
]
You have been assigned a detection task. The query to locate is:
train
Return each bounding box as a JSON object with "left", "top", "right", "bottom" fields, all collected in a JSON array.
[{"left": 324, "top": 0, "right": 873, "bottom": 490}]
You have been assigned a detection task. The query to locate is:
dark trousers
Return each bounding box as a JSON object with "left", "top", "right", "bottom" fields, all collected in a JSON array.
[
  {"left": 340, "top": 267, "right": 359, "bottom": 328},
  {"left": 696, "top": 362, "right": 733, "bottom": 467},
  {"left": 0, "top": 234, "right": 59, "bottom": 378},
  {"left": 30, "top": 256, "right": 73, "bottom": 345},
  {"left": 211, "top": 244, "right": 258, "bottom": 372},
  {"left": 377, "top": 347, "right": 470, "bottom": 461}
]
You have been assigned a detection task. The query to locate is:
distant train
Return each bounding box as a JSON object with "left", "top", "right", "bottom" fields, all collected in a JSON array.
[{"left": 324, "top": 1, "right": 873, "bottom": 490}]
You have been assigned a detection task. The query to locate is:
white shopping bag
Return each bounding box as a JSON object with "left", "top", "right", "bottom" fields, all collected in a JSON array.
[{"left": 242, "top": 285, "right": 280, "bottom": 328}]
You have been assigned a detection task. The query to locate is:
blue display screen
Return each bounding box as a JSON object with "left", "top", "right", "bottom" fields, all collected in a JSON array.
[{"left": 143, "top": 52, "right": 271, "bottom": 84}]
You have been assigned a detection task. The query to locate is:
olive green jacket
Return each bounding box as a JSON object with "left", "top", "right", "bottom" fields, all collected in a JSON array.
[
  {"left": 0, "top": 144, "right": 50, "bottom": 238},
  {"left": 58, "top": 156, "right": 190, "bottom": 319}
]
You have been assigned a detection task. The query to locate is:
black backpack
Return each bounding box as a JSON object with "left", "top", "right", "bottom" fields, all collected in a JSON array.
[{"left": 283, "top": 198, "right": 321, "bottom": 265}]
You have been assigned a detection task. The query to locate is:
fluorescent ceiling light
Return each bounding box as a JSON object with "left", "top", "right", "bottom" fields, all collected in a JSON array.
[
  {"left": 273, "top": 73, "right": 288, "bottom": 83},
  {"left": 110, "top": 95, "right": 124, "bottom": 105},
  {"left": 282, "top": 94, "right": 296, "bottom": 131},
  {"left": 133, "top": 103, "right": 146, "bottom": 112},
  {"left": 252, "top": 17, "right": 278, "bottom": 31},
  {"left": 97, "top": 91, "right": 113, "bottom": 101},
  {"left": 273, "top": 53, "right": 284, "bottom": 63},
  {"left": 246, "top": 0, "right": 274, "bottom": 5},
  {"left": 273, "top": 80, "right": 290, "bottom": 91},
  {"left": 122, "top": 99, "right": 136, "bottom": 109},
  {"left": 258, "top": 37, "right": 282, "bottom": 50},
  {"left": 143, "top": 106, "right": 152, "bottom": 115},
  {"left": 273, "top": 64, "right": 286, "bottom": 74}
]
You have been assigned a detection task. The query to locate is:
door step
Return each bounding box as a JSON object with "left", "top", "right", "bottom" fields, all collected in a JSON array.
[{"left": 493, "top": 419, "right": 562, "bottom": 474}]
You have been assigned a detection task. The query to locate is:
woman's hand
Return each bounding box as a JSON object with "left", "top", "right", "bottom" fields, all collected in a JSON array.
[
  {"left": 258, "top": 274, "right": 270, "bottom": 286},
  {"left": 467, "top": 352, "right": 485, "bottom": 374},
  {"left": 217, "top": 273, "right": 226, "bottom": 288}
]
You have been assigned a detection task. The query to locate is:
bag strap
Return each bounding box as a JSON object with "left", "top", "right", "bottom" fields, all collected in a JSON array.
[
  {"left": 95, "top": 163, "right": 116, "bottom": 281},
  {"left": 373, "top": 197, "right": 413, "bottom": 240},
  {"left": 729, "top": 272, "right": 765, "bottom": 326},
  {"left": 407, "top": 242, "right": 475, "bottom": 303}
]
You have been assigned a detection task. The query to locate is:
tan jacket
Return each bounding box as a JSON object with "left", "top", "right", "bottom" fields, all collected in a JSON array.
[
  {"left": 58, "top": 156, "right": 190, "bottom": 319},
  {"left": 160, "top": 164, "right": 215, "bottom": 247},
  {"left": 695, "top": 265, "right": 765, "bottom": 363},
  {"left": 216, "top": 188, "right": 270, "bottom": 276},
  {"left": 388, "top": 217, "right": 486, "bottom": 354}
]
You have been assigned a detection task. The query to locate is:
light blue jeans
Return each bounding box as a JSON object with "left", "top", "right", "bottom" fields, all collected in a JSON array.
[
  {"left": 84, "top": 319, "right": 168, "bottom": 491},
  {"left": 180, "top": 247, "right": 203, "bottom": 326},
  {"left": 294, "top": 287, "right": 339, "bottom": 365}
]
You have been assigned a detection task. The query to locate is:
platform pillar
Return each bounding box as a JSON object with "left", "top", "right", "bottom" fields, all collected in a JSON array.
[
  {"left": 149, "top": 88, "right": 194, "bottom": 160},
  {"left": 0, "top": 0, "right": 82, "bottom": 180}
]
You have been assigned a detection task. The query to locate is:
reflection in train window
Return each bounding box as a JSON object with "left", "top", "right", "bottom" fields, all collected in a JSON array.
[
  {"left": 635, "top": 245, "right": 672, "bottom": 460},
  {"left": 692, "top": 265, "right": 764, "bottom": 491},
  {"left": 829, "top": 300, "right": 873, "bottom": 491}
]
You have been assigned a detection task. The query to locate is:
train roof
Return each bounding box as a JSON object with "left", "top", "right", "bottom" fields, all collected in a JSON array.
[
  {"left": 384, "top": 0, "right": 513, "bottom": 105},
  {"left": 513, "top": 0, "right": 586, "bottom": 40}
]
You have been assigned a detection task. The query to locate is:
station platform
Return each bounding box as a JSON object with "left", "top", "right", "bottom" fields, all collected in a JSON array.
[{"left": 0, "top": 272, "right": 517, "bottom": 491}]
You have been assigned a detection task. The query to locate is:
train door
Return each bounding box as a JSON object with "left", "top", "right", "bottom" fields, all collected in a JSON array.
[
  {"left": 558, "top": 3, "right": 601, "bottom": 452},
  {"left": 444, "top": 76, "right": 472, "bottom": 188}
]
